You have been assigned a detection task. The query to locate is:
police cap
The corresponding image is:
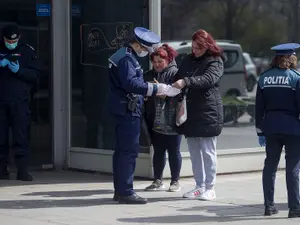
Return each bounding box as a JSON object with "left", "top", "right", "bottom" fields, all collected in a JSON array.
[
  {"left": 134, "top": 27, "right": 160, "bottom": 53},
  {"left": 1, "top": 24, "right": 20, "bottom": 41},
  {"left": 271, "top": 43, "right": 300, "bottom": 56}
]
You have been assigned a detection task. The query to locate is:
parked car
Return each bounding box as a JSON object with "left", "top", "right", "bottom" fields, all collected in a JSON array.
[
  {"left": 162, "top": 40, "right": 248, "bottom": 97},
  {"left": 243, "top": 52, "right": 258, "bottom": 92}
]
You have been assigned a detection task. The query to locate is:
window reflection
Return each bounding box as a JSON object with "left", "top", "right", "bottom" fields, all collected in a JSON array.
[{"left": 70, "top": 0, "right": 149, "bottom": 150}]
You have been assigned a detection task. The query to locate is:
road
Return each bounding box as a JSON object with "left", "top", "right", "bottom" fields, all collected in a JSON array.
[
  {"left": 179, "top": 114, "right": 257, "bottom": 152},
  {"left": 180, "top": 84, "right": 259, "bottom": 152}
]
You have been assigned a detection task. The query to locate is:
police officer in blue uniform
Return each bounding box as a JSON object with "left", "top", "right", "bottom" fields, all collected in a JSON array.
[
  {"left": 0, "top": 25, "right": 40, "bottom": 181},
  {"left": 108, "top": 27, "right": 169, "bottom": 204},
  {"left": 256, "top": 43, "right": 300, "bottom": 218}
]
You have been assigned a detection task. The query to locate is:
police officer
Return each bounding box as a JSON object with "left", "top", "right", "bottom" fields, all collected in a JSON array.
[
  {"left": 108, "top": 27, "right": 169, "bottom": 204},
  {"left": 256, "top": 43, "right": 300, "bottom": 218},
  {"left": 0, "top": 25, "right": 40, "bottom": 181}
]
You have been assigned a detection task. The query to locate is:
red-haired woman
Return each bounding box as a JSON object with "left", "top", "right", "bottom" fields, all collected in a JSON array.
[
  {"left": 173, "top": 29, "right": 225, "bottom": 200},
  {"left": 143, "top": 44, "right": 182, "bottom": 192}
]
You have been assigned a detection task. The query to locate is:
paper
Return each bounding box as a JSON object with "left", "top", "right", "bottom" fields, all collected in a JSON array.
[{"left": 165, "top": 85, "right": 181, "bottom": 97}]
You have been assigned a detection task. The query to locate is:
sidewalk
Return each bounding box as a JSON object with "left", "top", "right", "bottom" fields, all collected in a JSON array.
[{"left": 0, "top": 170, "right": 299, "bottom": 225}]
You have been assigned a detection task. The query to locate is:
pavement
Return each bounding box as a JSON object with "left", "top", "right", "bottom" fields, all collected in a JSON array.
[{"left": 0, "top": 170, "right": 299, "bottom": 225}]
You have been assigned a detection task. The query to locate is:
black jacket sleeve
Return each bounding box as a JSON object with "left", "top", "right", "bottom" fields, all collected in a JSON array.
[
  {"left": 16, "top": 48, "right": 41, "bottom": 84},
  {"left": 183, "top": 57, "right": 224, "bottom": 89}
]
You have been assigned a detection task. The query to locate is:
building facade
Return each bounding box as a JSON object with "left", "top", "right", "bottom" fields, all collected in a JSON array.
[{"left": 0, "top": 0, "right": 284, "bottom": 178}]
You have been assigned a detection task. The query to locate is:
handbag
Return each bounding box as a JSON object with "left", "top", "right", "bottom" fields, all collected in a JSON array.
[
  {"left": 175, "top": 68, "right": 199, "bottom": 126},
  {"left": 176, "top": 95, "right": 187, "bottom": 126}
]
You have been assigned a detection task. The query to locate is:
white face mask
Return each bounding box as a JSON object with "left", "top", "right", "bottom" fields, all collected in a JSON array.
[{"left": 137, "top": 50, "right": 148, "bottom": 57}]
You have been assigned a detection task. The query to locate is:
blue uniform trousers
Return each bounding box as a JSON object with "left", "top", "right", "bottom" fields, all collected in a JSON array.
[
  {"left": 263, "top": 134, "right": 300, "bottom": 210},
  {"left": 0, "top": 101, "right": 30, "bottom": 172},
  {"left": 113, "top": 114, "right": 140, "bottom": 196}
]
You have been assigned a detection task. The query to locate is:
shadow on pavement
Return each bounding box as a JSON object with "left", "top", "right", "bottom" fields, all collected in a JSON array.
[
  {"left": 0, "top": 198, "right": 117, "bottom": 209},
  {"left": 0, "top": 196, "right": 184, "bottom": 209},
  {"left": 117, "top": 203, "right": 289, "bottom": 223},
  {"left": 0, "top": 170, "right": 114, "bottom": 187}
]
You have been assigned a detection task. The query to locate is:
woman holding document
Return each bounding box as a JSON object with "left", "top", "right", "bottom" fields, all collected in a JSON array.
[{"left": 144, "top": 44, "right": 183, "bottom": 192}]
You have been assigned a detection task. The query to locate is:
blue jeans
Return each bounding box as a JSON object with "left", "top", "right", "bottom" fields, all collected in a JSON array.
[{"left": 152, "top": 132, "right": 182, "bottom": 181}]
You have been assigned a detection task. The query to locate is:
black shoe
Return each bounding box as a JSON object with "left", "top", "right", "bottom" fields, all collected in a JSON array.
[
  {"left": 113, "top": 192, "right": 119, "bottom": 201},
  {"left": 264, "top": 205, "right": 279, "bottom": 216},
  {"left": 118, "top": 193, "right": 147, "bottom": 204},
  {"left": 16, "top": 172, "right": 33, "bottom": 181},
  {"left": 0, "top": 172, "right": 9, "bottom": 180},
  {"left": 288, "top": 208, "right": 300, "bottom": 218}
]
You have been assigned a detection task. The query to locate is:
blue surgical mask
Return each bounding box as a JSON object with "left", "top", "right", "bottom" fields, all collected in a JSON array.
[{"left": 5, "top": 41, "right": 18, "bottom": 50}]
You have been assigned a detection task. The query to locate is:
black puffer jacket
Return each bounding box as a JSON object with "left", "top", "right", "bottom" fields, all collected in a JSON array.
[
  {"left": 143, "top": 61, "right": 178, "bottom": 135},
  {"left": 175, "top": 53, "right": 224, "bottom": 137}
]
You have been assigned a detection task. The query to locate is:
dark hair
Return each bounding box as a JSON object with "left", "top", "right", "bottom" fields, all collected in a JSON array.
[
  {"left": 192, "top": 29, "right": 222, "bottom": 57},
  {"left": 270, "top": 55, "right": 298, "bottom": 69},
  {"left": 150, "top": 44, "right": 178, "bottom": 63}
]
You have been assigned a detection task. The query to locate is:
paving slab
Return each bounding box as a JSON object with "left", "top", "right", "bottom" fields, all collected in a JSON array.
[{"left": 0, "top": 170, "right": 299, "bottom": 225}]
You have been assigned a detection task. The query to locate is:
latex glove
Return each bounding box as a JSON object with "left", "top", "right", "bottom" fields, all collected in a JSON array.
[
  {"left": 165, "top": 85, "right": 181, "bottom": 97},
  {"left": 172, "top": 79, "right": 186, "bottom": 89},
  {"left": 0, "top": 58, "right": 9, "bottom": 67},
  {"left": 258, "top": 136, "right": 266, "bottom": 147},
  {"left": 8, "top": 61, "right": 20, "bottom": 73},
  {"left": 156, "top": 83, "right": 169, "bottom": 96}
]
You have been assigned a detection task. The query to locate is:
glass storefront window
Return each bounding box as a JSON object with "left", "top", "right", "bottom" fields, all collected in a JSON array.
[{"left": 70, "top": 0, "right": 149, "bottom": 150}]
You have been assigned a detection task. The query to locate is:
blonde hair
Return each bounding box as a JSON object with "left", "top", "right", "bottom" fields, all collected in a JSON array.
[{"left": 270, "top": 55, "right": 298, "bottom": 69}]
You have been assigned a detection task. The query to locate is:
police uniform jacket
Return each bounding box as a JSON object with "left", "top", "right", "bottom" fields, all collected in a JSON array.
[
  {"left": 255, "top": 68, "right": 300, "bottom": 136},
  {"left": 108, "top": 46, "right": 150, "bottom": 118},
  {"left": 0, "top": 41, "right": 40, "bottom": 102},
  {"left": 175, "top": 53, "right": 225, "bottom": 137}
]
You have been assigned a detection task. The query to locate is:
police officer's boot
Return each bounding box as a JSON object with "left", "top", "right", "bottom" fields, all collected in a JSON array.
[
  {"left": 0, "top": 169, "right": 9, "bottom": 180},
  {"left": 113, "top": 191, "right": 119, "bottom": 201},
  {"left": 16, "top": 171, "right": 33, "bottom": 181},
  {"left": 288, "top": 209, "right": 300, "bottom": 218},
  {"left": 264, "top": 204, "right": 279, "bottom": 216},
  {"left": 118, "top": 193, "right": 147, "bottom": 204},
  {"left": 15, "top": 157, "right": 33, "bottom": 181},
  {"left": 0, "top": 166, "right": 9, "bottom": 180}
]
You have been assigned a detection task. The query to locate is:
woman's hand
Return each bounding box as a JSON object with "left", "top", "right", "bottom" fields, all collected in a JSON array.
[{"left": 172, "top": 79, "right": 186, "bottom": 89}]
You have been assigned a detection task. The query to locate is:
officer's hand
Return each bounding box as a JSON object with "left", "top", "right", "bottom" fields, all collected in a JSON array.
[
  {"left": 0, "top": 59, "right": 9, "bottom": 67},
  {"left": 258, "top": 136, "right": 266, "bottom": 147},
  {"left": 156, "top": 83, "right": 168, "bottom": 96},
  {"left": 8, "top": 60, "right": 20, "bottom": 73}
]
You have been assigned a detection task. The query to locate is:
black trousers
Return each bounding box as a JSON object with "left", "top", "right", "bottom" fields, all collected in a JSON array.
[
  {"left": 152, "top": 132, "right": 182, "bottom": 182},
  {"left": 263, "top": 134, "right": 300, "bottom": 210},
  {"left": 0, "top": 101, "right": 30, "bottom": 173}
]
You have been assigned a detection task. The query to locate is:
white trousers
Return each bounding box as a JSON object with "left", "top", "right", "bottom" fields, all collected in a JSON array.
[{"left": 187, "top": 137, "right": 217, "bottom": 189}]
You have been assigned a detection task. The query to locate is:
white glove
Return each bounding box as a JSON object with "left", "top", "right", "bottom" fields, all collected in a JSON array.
[
  {"left": 156, "top": 83, "right": 168, "bottom": 95},
  {"left": 165, "top": 85, "right": 181, "bottom": 97}
]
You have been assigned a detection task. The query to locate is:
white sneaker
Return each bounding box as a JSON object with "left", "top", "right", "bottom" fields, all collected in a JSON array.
[
  {"left": 198, "top": 189, "right": 216, "bottom": 201},
  {"left": 182, "top": 187, "right": 205, "bottom": 199}
]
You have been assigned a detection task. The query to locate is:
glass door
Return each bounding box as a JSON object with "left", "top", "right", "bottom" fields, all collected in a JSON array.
[{"left": 0, "top": 0, "right": 52, "bottom": 168}]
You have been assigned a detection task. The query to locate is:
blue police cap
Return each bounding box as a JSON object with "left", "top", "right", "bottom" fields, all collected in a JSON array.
[
  {"left": 134, "top": 27, "right": 160, "bottom": 53},
  {"left": 270, "top": 43, "right": 300, "bottom": 55}
]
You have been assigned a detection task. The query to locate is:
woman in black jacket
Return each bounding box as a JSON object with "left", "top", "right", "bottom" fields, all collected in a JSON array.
[
  {"left": 144, "top": 44, "right": 182, "bottom": 192},
  {"left": 173, "top": 29, "right": 224, "bottom": 200}
]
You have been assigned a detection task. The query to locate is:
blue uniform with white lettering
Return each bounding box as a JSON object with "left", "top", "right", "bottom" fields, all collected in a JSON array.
[
  {"left": 107, "top": 27, "right": 160, "bottom": 202},
  {"left": 256, "top": 68, "right": 300, "bottom": 136},
  {"left": 255, "top": 43, "right": 300, "bottom": 214}
]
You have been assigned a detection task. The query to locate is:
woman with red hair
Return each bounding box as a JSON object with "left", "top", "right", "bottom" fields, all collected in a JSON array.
[
  {"left": 143, "top": 44, "right": 182, "bottom": 192},
  {"left": 173, "top": 29, "right": 225, "bottom": 200}
]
